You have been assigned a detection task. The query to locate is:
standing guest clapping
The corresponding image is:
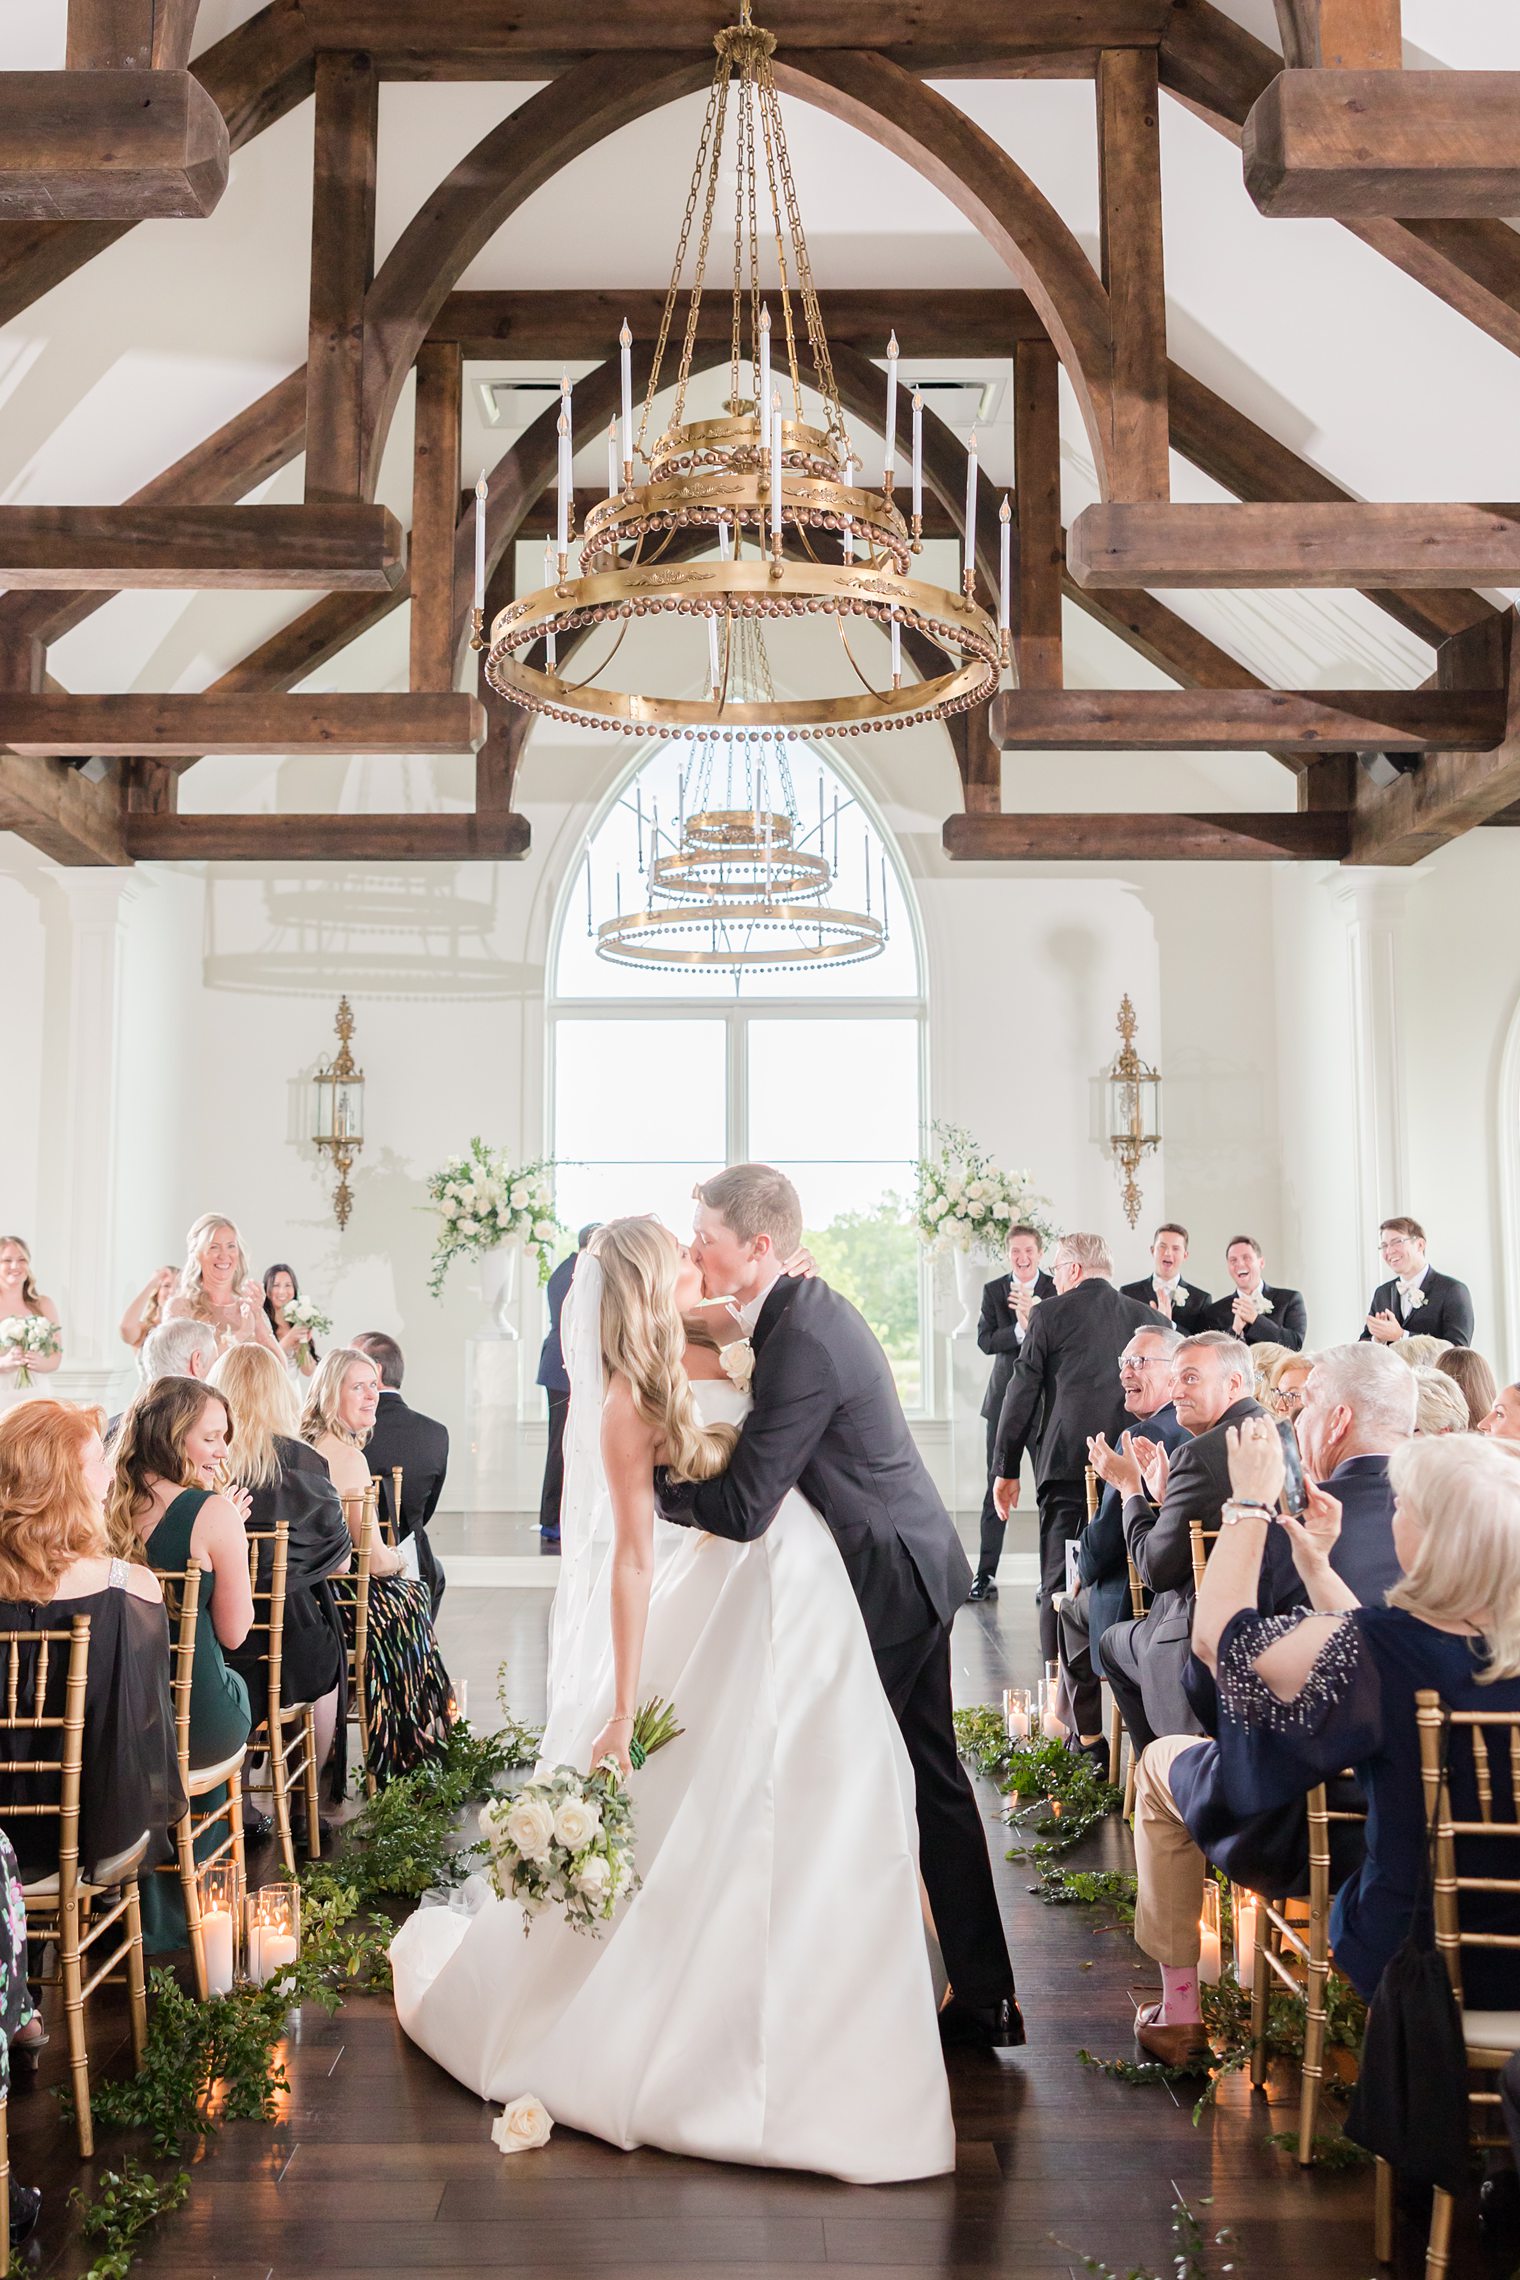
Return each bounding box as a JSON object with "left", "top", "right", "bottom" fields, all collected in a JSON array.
[
  {"left": 970, "top": 1225, "right": 1056, "bottom": 1603},
  {"left": 163, "top": 1215, "right": 284, "bottom": 1360},
  {"left": 119, "top": 1264, "right": 177, "bottom": 1353},
  {"left": 0, "top": 1237, "right": 62, "bottom": 1410},
  {"left": 262, "top": 1263, "right": 321, "bottom": 1381},
  {"left": 1203, "top": 1235, "right": 1306, "bottom": 1351},
  {"left": 1362, "top": 1215, "right": 1474, "bottom": 1348},
  {"left": 1120, "top": 1224, "right": 1214, "bottom": 1337}
]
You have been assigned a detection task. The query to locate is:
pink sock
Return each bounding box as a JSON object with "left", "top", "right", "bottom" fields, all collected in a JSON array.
[{"left": 1158, "top": 1964, "right": 1201, "bottom": 2026}]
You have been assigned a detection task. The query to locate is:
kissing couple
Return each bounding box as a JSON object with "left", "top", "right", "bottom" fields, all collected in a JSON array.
[{"left": 391, "top": 1163, "right": 1021, "bottom": 2184}]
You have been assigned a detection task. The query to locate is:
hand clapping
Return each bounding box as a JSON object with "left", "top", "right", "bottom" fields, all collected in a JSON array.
[{"left": 1365, "top": 1310, "right": 1404, "bottom": 1345}]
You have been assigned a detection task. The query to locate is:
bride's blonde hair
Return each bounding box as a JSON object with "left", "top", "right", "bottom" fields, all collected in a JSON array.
[{"left": 589, "top": 1218, "right": 736, "bottom": 1484}]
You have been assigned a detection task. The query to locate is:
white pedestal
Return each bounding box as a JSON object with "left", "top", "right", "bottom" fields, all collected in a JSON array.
[{"left": 463, "top": 1336, "right": 523, "bottom": 1512}]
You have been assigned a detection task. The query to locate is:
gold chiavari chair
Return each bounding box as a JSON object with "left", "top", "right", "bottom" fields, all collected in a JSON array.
[
  {"left": 5, "top": 1616, "right": 148, "bottom": 2157},
  {"left": 1110, "top": 1554, "right": 1151, "bottom": 1818},
  {"left": 383, "top": 1465, "right": 402, "bottom": 1548},
  {"left": 1189, "top": 1516, "right": 1220, "bottom": 1593},
  {"left": 150, "top": 1562, "right": 248, "bottom": 2002},
  {"left": 1246, "top": 1775, "right": 1367, "bottom": 2165},
  {"left": 242, "top": 1520, "right": 321, "bottom": 1876},
  {"left": 331, "top": 1487, "right": 377, "bottom": 1799},
  {"left": 1393, "top": 1688, "right": 1520, "bottom": 2279}
]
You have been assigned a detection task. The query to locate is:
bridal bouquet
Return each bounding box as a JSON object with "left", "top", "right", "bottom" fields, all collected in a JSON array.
[
  {"left": 425, "top": 1139, "right": 564, "bottom": 1296},
  {"left": 479, "top": 1699, "right": 683, "bottom": 1937},
  {"left": 281, "top": 1297, "right": 331, "bottom": 1366},
  {"left": 0, "top": 1315, "right": 61, "bottom": 1390},
  {"left": 913, "top": 1123, "right": 1057, "bottom": 1260}
]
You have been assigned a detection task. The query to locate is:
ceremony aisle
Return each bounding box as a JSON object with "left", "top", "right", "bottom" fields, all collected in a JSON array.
[{"left": 12, "top": 1512, "right": 1392, "bottom": 2280}]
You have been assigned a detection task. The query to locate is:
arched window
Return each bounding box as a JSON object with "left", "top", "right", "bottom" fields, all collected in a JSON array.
[{"left": 550, "top": 738, "right": 928, "bottom": 1403}]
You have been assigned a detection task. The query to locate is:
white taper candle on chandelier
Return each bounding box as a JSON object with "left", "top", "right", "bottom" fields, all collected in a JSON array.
[
  {"left": 770, "top": 391, "right": 783, "bottom": 544},
  {"left": 472, "top": 470, "right": 488, "bottom": 614},
  {"left": 890, "top": 603, "right": 901, "bottom": 684},
  {"left": 707, "top": 610, "right": 721, "bottom": 690},
  {"left": 717, "top": 518, "right": 731, "bottom": 562},
  {"left": 584, "top": 839, "right": 592, "bottom": 933},
  {"left": 606, "top": 418, "right": 619, "bottom": 500},
  {"left": 619, "top": 319, "right": 634, "bottom": 476},
  {"left": 883, "top": 332, "right": 899, "bottom": 487},
  {"left": 910, "top": 389, "right": 923, "bottom": 523},
  {"left": 556, "top": 414, "right": 570, "bottom": 555},
  {"left": 842, "top": 451, "right": 854, "bottom": 563},
  {"left": 543, "top": 537, "right": 557, "bottom": 668},
  {"left": 758, "top": 302, "right": 771, "bottom": 424},
  {"left": 560, "top": 371, "right": 573, "bottom": 466},
  {"left": 998, "top": 494, "right": 1012, "bottom": 633},
  {"left": 963, "top": 429, "right": 978, "bottom": 589}
]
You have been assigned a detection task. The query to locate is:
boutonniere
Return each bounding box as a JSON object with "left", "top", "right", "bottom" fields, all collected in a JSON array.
[{"left": 717, "top": 1339, "right": 755, "bottom": 1395}]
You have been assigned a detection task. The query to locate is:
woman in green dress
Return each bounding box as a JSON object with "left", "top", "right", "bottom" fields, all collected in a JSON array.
[{"left": 107, "top": 1375, "right": 253, "bottom": 1952}]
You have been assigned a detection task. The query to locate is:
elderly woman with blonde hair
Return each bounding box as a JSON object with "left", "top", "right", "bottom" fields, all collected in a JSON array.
[
  {"left": 1252, "top": 1341, "right": 1314, "bottom": 1423},
  {"left": 1413, "top": 1367, "right": 1471, "bottom": 1438}
]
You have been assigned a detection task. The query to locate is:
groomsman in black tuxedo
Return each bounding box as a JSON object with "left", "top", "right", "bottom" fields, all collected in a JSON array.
[
  {"left": 970, "top": 1226, "right": 1057, "bottom": 1602},
  {"left": 1120, "top": 1223, "right": 1214, "bottom": 1337},
  {"left": 1202, "top": 1235, "right": 1307, "bottom": 1351},
  {"left": 1362, "top": 1215, "right": 1474, "bottom": 1348},
  {"left": 991, "top": 1233, "right": 1167, "bottom": 1661}
]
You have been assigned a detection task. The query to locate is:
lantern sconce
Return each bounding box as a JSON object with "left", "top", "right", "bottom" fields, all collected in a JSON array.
[
  {"left": 1105, "top": 994, "right": 1162, "bottom": 1231},
  {"left": 312, "top": 997, "right": 365, "bottom": 1231}
]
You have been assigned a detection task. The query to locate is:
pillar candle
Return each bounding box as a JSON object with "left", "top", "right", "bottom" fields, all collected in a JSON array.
[{"left": 202, "top": 1907, "right": 234, "bottom": 1997}]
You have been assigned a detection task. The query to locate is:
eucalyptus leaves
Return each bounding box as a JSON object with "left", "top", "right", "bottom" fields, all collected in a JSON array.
[
  {"left": 913, "top": 1123, "right": 1057, "bottom": 1260},
  {"left": 425, "top": 1139, "right": 564, "bottom": 1295}
]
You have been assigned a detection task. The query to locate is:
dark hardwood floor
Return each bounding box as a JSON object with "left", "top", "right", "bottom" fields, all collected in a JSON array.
[{"left": 9, "top": 1515, "right": 1488, "bottom": 2277}]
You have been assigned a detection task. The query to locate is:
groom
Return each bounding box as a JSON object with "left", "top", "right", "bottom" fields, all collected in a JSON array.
[{"left": 655, "top": 1163, "right": 1023, "bottom": 2048}]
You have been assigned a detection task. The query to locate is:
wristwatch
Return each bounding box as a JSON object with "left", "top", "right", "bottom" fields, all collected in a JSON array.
[{"left": 1220, "top": 1499, "right": 1274, "bottom": 1526}]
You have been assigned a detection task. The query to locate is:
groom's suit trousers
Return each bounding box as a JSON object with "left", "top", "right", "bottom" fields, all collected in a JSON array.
[{"left": 874, "top": 1620, "right": 1015, "bottom": 2009}]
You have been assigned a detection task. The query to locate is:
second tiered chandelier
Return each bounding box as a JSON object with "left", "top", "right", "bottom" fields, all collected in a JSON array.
[{"left": 482, "top": 0, "right": 1006, "bottom": 742}]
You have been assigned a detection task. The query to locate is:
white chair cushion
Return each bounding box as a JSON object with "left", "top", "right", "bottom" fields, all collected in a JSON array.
[
  {"left": 187, "top": 1746, "right": 248, "bottom": 1793},
  {"left": 23, "top": 1830, "right": 151, "bottom": 1897},
  {"left": 1462, "top": 2009, "right": 1520, "bottom": 2052}
]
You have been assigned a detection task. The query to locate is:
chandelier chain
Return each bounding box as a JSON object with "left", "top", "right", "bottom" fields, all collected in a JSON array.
[
  {"left": 671, "top": 69, "right": 729, "bottom": 434},
  {"left": 759, "top": 58, "right": 838, "bottom": 421},
  {"left": 643, "top": 65, "right": 726, "bottom": 457}
]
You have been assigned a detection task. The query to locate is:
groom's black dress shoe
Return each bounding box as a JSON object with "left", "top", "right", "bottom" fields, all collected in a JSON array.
[
  {"left": 967, "top": 1573, "right": 997, "bottom": 1603},
  {"left": 938, "top": 1994, "right": 1026, "bottom": 2049}
]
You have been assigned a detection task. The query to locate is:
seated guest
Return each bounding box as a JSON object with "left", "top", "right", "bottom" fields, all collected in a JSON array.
[
  {"left": 1203, "top": 1236, "right": 1306, "bottom": 1351},
  {"left": 1363, "top": 1214, "right": 1474, "bottom": 1348},
  {"left": 119, "top": 1264, "right": 178, "bottom": 1354},
  {"left": 0, "top": 1399, "right": 183, "bottom": 1888},
  {"left": 107, "top": 1318, "right": 220, "bottom": 1443},
  {"left": 107, "top": 1377, "right": 253, "bottom": 1949},
  {"left": 209, "top": 1344, "right": 350, "bottom": 1796},
  {"left": 163, "top": 1213, "right": 284, "bottom": 1360},
  {"left": 1438, "top": 1344, "right": 1498, "bottom": 1431},
  {"left": 536, "top": 1226, "right": 600, "bottom": 1553},
  {"left": 352, "top": 1331, "right": 448, "bottom": 1614},
  {"left": 1097, "top": 1333, "right": 1262, "bottom": 1750},
  {"left": 263, "top": 1263, "right": 320, "bottom": 1382},
  {"left": 1482, "top": 1380, "right": 1520, "bottom": 1443},
  {"left": 1253, "top": 1343, "right": 1313, "bottom": 1422},
  {"left": 1415, "top": 1368, "right": 1471, "bottom": 1438},
  {"left": 302, "top": 1350, "right": 452, "bottom": 1784},
  {"left": 1058, "top": 1323, "right": 1185, "bottom": 1762},
  {"left": 0, "top": 1829, "right": 41, "bottom": 2247},
  {"left": 973, "top": 1224, "right": 1058, "bottom": 1602},
  {"left": 1120, "top": 1223, "right": 1213, "bottom": 1336},
  {"left": 1393, "top": 1333, "right": 1452, "bottom": 1370}
]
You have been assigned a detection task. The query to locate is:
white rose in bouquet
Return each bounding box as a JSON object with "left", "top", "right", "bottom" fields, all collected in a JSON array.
[
  {"left": 572, "top": 1854, "right": 612, "bottom": 1903},
  {"left": 502, "top": 1793, "right": 557, "bottom": 1863},
  {"left": 553, "top": 1795, "right": 602, "bottom": 1850},
  {"left": 510, "top": 1183, "right": 530, "bottom": 1208},
  {"left": 492, "top": 2094, "right": 553, "bottom": 2155}
]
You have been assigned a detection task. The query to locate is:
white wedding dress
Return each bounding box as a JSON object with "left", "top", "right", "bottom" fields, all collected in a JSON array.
[{"left": 389, "top": 1359, "right": 955, "bottom": 2183}]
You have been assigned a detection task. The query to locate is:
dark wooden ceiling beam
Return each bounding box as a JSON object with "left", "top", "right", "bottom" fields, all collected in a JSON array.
[
  {"left": 1272, "top": 0, "right": 1402, "bottom": 70},
  {"left": 1245, "top": 72, "right": 1520, "bottom": 220},
  {"left": 0, "top": 68, "right": 228, "bottom": 222},
  {"left": 122, "top": 809, "right": 527, "bottom": 861},
  {"left": 67, "top": 0, "right": 204, "bottom": 70},
  {"left": 1013, "top": 338, "right": 1064, "bottom": 689},
  {"left": 1159, "top": 0, "right": 1520, "bottom": 360},
  {"left": 305, "top": 50, "right": 378, "bottom": 502},
  {"left": 0, "top": 692, "right": 482, "bottom": 758},
  {"left": 1349, "top": 609, "right": 1520, "bottom": 864},
  {"left": 989, "top": 685, "right": 1503, "bottom": 751},
  {"left": 1069, "top": 501, "right": 1520, "bottom": 589},
  {"left": 409, "top": 342, "right": 464, "bottom": 692},
  {"left": 427, "top": 287, "right": 1045, "bottom": 359},
  {"left": 0, "top": 754, "right": 128, "bottom": 865},
  {"left": 944, "top": 810, "right": 1350, "bottom": 859},
  {"left": 1096, "top": 46, "right": 1169, "bottom": 501},
  {"left": 0, "top": 504, "right": 403, "bottom": 592}
]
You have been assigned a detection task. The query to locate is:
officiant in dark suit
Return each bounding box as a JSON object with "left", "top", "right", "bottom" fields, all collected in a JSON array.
[
  {"left": 659, "top": 1163, "right": 1023, "bottom": 2049},
  {"left": 1362, "top": 1214, "right": 1474, "bottom": 1348},
  {"left": 1120, "top": 1223, "right": 1214, "bottom": 1337},
  {"left": 352, "top": 1332, "right": 449, "bottom": 1614},
  {"left": 991, "top": 1233, "right": 1167, "bottom": 1661},
  {"left": 1202, "top": 1235, "right": 1307, "bottom": 1351},
  {"left": 971, "top": 1226, "right": 1057, "bottom": 1602}
]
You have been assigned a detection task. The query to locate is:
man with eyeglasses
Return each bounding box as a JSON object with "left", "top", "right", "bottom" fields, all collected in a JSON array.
[
  {"left": 1362, "top": 1215, "right": 1473, "bottom": 1349},
  {"left": 1056, "top": 1325, "right": 1187, "bottom": 1765}
]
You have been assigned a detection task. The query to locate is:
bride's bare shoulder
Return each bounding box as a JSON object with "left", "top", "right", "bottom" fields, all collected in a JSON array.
[{"left": 601, "top": 1372, "right": 657, "bottom": 1456}]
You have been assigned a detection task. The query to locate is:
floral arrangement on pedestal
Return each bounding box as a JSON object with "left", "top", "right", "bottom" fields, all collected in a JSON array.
[
  {"left": 425, "top": 1140, "right": 565, "bottom": 1297},
  {"left": 913, "top": 1123, "right": 1058, "bottom": 1261}
]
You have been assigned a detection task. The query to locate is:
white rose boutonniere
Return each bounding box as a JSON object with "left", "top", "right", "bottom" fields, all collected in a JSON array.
[
  {"left": 492, "top": 2094, "right": 553, "bottom": 2155},
  {"left": 717, "top": 1339, "right": 755, "bottom": 1395}
]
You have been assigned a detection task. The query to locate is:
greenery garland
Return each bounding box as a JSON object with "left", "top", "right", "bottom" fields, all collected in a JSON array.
[
  {"left": 1053, "top": 2193, "right": 1234, "bottom": 2280},
  {"left": 953, "top": 1707, "right": 1123, "bottom": 1857}
]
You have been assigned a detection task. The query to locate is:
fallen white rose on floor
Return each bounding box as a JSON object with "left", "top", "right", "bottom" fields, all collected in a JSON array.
[{"left": 492, "top": 2094, "right": 553, "bottom": 2154}]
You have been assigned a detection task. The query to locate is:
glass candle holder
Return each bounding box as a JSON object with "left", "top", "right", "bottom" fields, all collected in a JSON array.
[
  {"left": 1198, "top": 1878, "right": 1223, "bottom": 1986},
  {"left": 1231, "top": 1884, "right": 1259, "bottom": 1988},
  {"left": 197, "top": 1861, "right": 238, "bottom": 1996},
  {"left": 246, "top": 1883, "right": 301, "bottom": 1988},
  {"left": 1002, "top": 1687, "right": 1033, "bottom": 1743}
]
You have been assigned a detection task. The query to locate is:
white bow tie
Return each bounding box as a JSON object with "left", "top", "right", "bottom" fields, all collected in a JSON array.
[{"left": 1398, "top": 1279, "right": 1424, "bottom": 1306}]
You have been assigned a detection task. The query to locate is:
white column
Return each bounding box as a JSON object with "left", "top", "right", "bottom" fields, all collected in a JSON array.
[
  {"left": 1333, "top": 870, "right": 1410, "bottom": 1283},
  {"left": 41, "top": 872, "right": 140, "bottom": 1407}
]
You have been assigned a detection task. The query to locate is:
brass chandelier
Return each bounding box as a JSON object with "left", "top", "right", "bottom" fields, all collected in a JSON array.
[
  {"left": 593, "top": 614, "right": 889, "bottom": 974},
  {"left": 480, "top": 0, "right": 1008, "bottom": 743}
]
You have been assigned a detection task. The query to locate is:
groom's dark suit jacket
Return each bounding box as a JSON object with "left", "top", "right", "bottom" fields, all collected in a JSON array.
[{"left": 656, "top": 1275, "right": 970, "bottom": 1650}]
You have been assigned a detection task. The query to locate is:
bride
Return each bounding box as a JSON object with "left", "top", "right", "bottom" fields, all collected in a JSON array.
[{"left": 389, "top": 1215, "right": 954, "bottom": 2183}]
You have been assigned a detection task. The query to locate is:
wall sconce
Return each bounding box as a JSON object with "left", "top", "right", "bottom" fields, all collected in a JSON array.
[
  {"left": 1105, "top": 994, "right": 1162, "bottom": 1231},
  {"left": 312, "top": 997, "right": 365, "bottom": 1230}
]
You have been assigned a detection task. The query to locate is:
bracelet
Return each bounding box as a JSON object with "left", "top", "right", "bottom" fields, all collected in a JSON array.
[
  {"left": 606, "top": 1714, "right": 634, "bottom": 1726},
  {"left": 1220, "top": 1500, "right": 1274, "bottom": 1526}
]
